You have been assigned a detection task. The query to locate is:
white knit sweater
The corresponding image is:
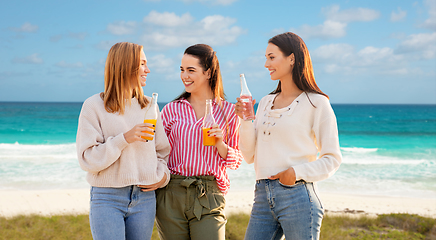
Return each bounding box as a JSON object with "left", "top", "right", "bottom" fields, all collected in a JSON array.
[
  {"left": 239, "top": 92, "right": 342, "bottom": 182},
  {"left": 76, "top": 94, "right": 171, "bottom": 188}
]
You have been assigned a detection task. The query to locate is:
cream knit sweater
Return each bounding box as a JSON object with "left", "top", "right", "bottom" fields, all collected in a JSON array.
[
  {"left": 76, "top": 94, "right": 171, "bottom": 188},
  {"left": 239, "top": 92, "right": 342, "bottom": 182}
]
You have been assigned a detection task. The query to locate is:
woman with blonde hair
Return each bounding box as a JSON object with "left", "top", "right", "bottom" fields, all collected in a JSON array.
[{"left": 76, "top": 42, "right": 170, "bottom": 240}]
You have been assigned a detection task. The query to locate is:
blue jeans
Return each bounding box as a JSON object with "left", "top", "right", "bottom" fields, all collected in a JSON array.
[
  {"left": 244, "top": 179, "right": 324, "bottom": 240},
  {"left": 89, "top": 186, "right": 156, "bottom": 240}
]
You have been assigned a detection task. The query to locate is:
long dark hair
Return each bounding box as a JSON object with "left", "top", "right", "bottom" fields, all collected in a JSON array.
[
  {"left": 175, "top": 44, "right": 225, "bottom": 102},
  {"left": 269, "top": 32, "right": 328, "bottom": 101}
]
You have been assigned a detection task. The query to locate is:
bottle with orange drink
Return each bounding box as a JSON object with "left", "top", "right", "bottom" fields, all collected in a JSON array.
[
  {"left": 142, "top": 93, "right": 159, "bottom": 141},
  {"left": 202, "top": 99, "right": 216, "bottom": 146}
]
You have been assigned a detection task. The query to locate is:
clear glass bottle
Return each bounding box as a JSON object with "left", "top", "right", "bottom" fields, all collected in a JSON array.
[
  {"left": 202, "top": 99, "right": 216, "bottom": 146},
  {"left": 240, "top": 73, "right": 255, "bottom": 120},
  {"left": 142, "top": 93, "right": 158, "bottom": 141}
]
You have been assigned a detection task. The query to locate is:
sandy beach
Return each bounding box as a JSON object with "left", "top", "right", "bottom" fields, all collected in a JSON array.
[{"left": 0, "top": 189, "right": 435, "bottom": 219}]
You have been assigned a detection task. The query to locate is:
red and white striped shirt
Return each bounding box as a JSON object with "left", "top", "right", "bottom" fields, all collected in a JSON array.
[{"left": 161, "top": 98, "right": 243, "bottom": 194}]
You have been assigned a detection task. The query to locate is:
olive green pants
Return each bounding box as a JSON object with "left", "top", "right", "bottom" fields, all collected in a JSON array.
[{"left": 155, "top": 175, "right": 227, "bottom": 240}]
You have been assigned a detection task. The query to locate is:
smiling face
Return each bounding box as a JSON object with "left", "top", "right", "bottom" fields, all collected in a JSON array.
[
  {"left": 180, "top": 54, "right": 211, "bottom": 95},
  {"left": 264, "top": 43, "right": 294, "bottom": 81},
  {"left": 138, "top": 49, "right": 150, "bottom": 87}
]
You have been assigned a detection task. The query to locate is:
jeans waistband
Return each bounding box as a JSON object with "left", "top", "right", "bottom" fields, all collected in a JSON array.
[{"left": 256, "top": 179, "right": 307, "bottom": 184}]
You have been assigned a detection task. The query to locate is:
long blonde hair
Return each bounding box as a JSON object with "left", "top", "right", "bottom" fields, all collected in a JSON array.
[{"left": 101, "top": 42, "right": 149, "bottom": 114}]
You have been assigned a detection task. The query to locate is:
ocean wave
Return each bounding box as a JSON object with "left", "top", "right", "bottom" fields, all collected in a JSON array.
[
  {"left": 340, "top": 147, "right": 378, "bottom": 153},
  {"left": 0, "top": 143, "right": 77, "bottom": 162},
  {"left": 0, "top": 142, "right": 76, "bottom": 149},
  {"left": 341, "top": 157, "right": 431, "bottom": 165}
]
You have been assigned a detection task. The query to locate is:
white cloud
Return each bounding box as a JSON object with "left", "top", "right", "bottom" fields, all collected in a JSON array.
[
  {"left": 295, "top": 20, "right": 347, "bottom": 40},
  {"left": 312, "top": 43, "right": 406, "bottom": 75},
  {"left": 356, "top": 46, "right": 397, "bottom": 66},
  {"left": 10, "top": 22, "right": 39, "bottom": 33},
  {"left": 293, "top": 5, "right": 380, "bottom": 40},
  {"left": 422, "top": 0, "right": 436, "bottom": 30},
  {"left": 311, "top": 39, "right": 434, "bottom": 81},
  {"left": 213, "top": 0, "right": 237, "bottom": 5},
  {"left": 395, "top": 32, "right": 436, "bottom": 59},
  {"left": 314, "top": 32, "right": 436, "bottom": 77},
  {"left": 311, "top": 43, "right": 354, "bottom": 61},
  {"left": 107, "top": 21, "right": 137, "bottom": 35},
  {"left": 391, "top": 7, "right": 407, "bottom": 22},
  {"left": 55, "top": 61, "right": 84, "bottom": 68},
  {"left": 140, "top": 11, "right": 245, "bottom": 50},
  {"left": 12, "top": 54, "right": 43, "bottom": 64},
  {"left": 322, "top": 5, "right": 380, "bottom": 23},
  {"left": 202, "top": 15, "right": 236, "bottom": 30},
  {"left": 143, "top": 11, "right": 193, "bottom": 27},
  {"left": 179, "top": 0, "right": 237, "bottom": 6},
  {"left": 147, "top": 54, "right": 176, "bottom": 74}
]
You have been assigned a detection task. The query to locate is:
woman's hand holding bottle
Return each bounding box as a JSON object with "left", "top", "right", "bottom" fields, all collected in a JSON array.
[
  {"left": 235, "top": 97, "right": 256, "bottom": 120},
  {"left": 206, "top": 124, "right": 224, "bottom": 147},
  {"left": 207, "top": 123, "right": 229, "bottom": 160},
  {"left": 123, "top": 123, "right": 155, "bottom": 143},
  {"left": 124, "top": 92, "right": 159, "bottom": 143}
]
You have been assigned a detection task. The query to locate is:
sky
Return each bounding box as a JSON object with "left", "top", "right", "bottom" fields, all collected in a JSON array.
[{"left": 1, "top": 0, "right": 435, "bottom": 104}]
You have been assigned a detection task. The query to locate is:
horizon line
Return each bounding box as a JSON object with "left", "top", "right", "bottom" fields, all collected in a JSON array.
[{"left": 1, "top": 101, "right": 435, "bottom": 105}]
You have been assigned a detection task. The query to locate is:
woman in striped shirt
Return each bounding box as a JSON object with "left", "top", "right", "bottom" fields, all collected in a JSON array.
[{"left": 155, "top": 44, "right": 243, "bottom": 240}]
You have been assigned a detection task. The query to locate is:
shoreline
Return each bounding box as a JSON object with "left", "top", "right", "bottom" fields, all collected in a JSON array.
[{"left": 1, "top": 189, "right": 435, "bottom": 219}]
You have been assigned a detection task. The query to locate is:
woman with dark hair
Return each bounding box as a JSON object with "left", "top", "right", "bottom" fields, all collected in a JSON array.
[
  {"left": 76, "top": 42, "right": 170, "bottom": 240},
  {"left": 235, "top": 32, "right": 342, "bottom": 240},
  {"left": 156, "top": 44, "right": 243, "bottom": 240}
]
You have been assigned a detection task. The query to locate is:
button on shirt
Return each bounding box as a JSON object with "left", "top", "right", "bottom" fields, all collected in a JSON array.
[{"left": 161, "top": 99, "right": 243, "bottom": 195}]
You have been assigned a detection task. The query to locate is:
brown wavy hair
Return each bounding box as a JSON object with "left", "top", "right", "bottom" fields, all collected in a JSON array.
[
  {"left": 175, "top": 44, "right": 226, "bottom": 102},
  {"left": 269, "top": 32, "right": 328, "bottom": 101},
  {"left": 100, "top": 42, "right": 149, "bottom": 114}
]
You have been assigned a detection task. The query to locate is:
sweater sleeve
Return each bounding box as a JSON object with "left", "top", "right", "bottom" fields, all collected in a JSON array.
[
  {"left": 292, "top": 100, "right": 342, "bottom": 182},
  {"left": 154, "top": 111, "right": 171, "bottom": 187},
  {"left": 76, "top": 99, "right": 129, "bottom": 174},
  {"left": 223, "top": 109, "right": 243, "bottom": 170},
  {"left": 238, "top": 96, "right": 266, "bottom": 164}
]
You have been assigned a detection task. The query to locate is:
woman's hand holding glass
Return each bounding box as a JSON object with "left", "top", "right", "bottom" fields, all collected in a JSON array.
[{"left": 123, "top": 123, "right": 155, "bottom": 143}]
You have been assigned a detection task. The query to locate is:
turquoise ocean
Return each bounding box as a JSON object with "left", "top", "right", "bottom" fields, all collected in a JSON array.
[{"left": 0, "top": 102, "right": 435, "bottom": 198}]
